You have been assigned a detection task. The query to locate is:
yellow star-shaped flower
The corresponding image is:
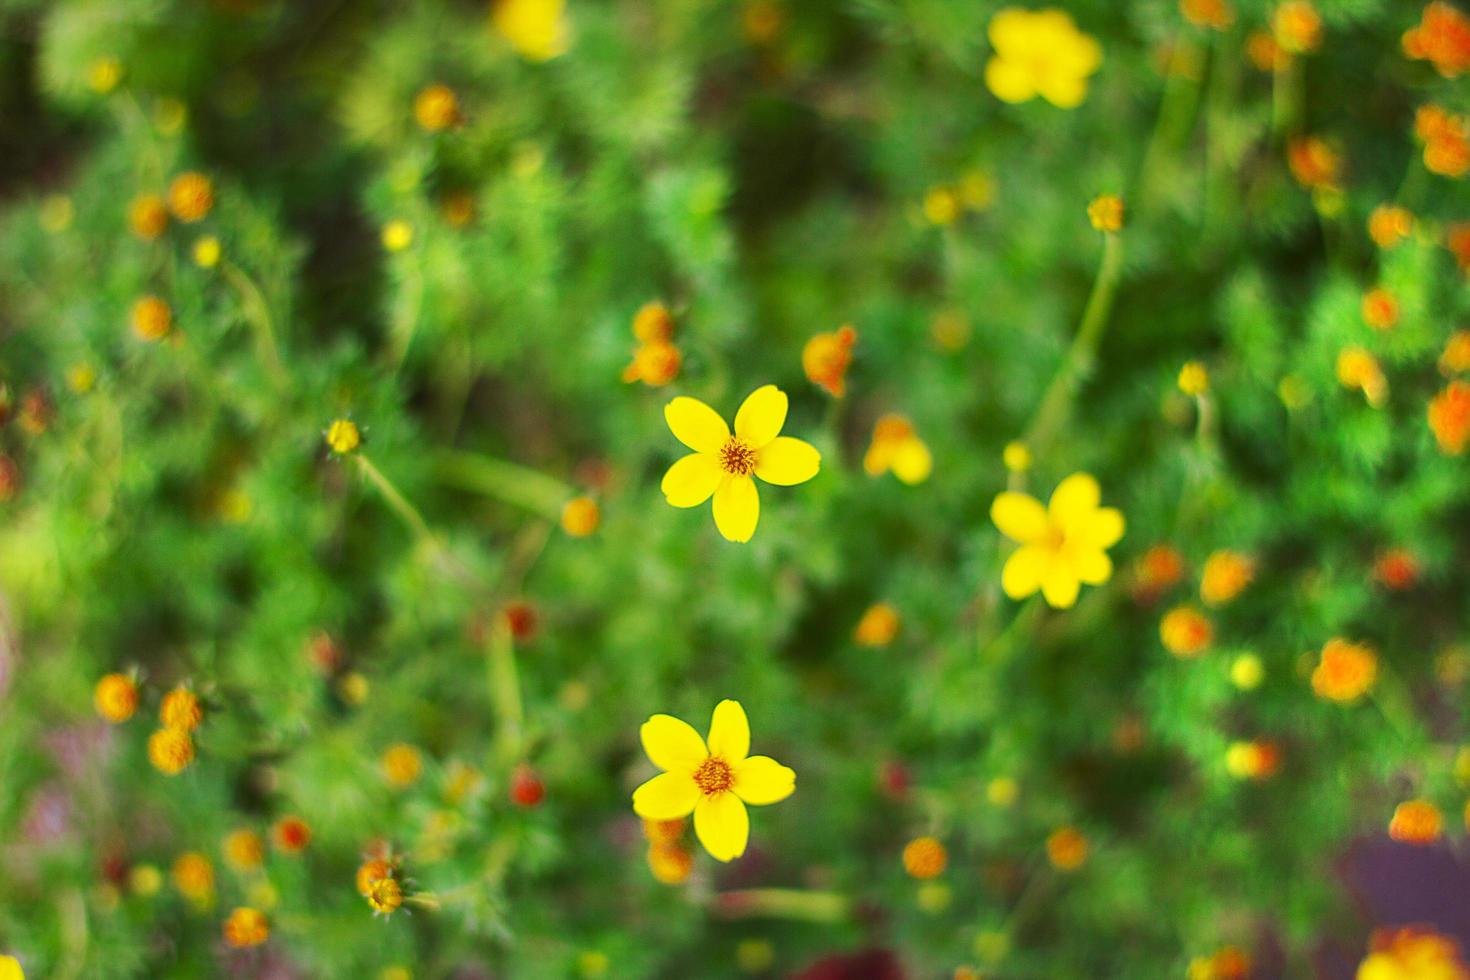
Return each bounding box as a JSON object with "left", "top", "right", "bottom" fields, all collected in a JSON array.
[
  {"left": 661, "top": 385, "right": 820, "bottom": 542},
  {"left": 990, "top": 472, "right": 1124, "bottom": 608},
  {"left": 632, "top": 700, "right": 795, "bottom": 862}
]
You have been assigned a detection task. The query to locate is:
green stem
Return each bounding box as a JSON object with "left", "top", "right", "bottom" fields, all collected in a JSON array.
[
  {"left": 1270, "top": 55, "right": 1301, "bottom": 139},
  {"left": 433, "top": 450, "right": 572, "bottom": 520},
  {"left": 713, "top": 888, "right": 849, "bottom": 922},
  {"left": 980, "top": 595, "right": 1043, "bottom": 664},
  {"left": 1023, "top": 232, "right": 1126, "bottom": 457},
  {"left": 1137, "top": 34, "right": 1203, "bottom": 205},
  {"left": 221, "top": 260, "right": 287, "bottom": 385},
  {"left": 487, "top": 618, "right": 524, "bottom": 766},
  {"left": 387, "top": 260, "right": 424, "bottom": 368},
  {"left": 356, "top": 453, "right": 436, "bottom": 545}
]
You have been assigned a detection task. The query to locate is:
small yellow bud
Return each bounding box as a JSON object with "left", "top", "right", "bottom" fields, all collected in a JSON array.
[
  {"left": 1087, "top": 194, "right": 1124, "bottom": 232},
  {"left": 561, "top": 496, "right": 600, "bottom": 537},
  {"left": 923, "top": 187, "right": 961, "bottom": 226},
  {"left": 88, "top": 57, "right": 123, "bottom": 94},
  {"left": 1230, "top": 653, "right": 1264, "bottom": 690},
  {"left": 1178, "top": 361, "right": 1209, "bottom": 396},
  {"left": 193, "top": 236, "right": 221, "bottom": 268},
  {"left": 1002, "top": 441, "right": 1031, "bottom": 473},
  {"left": 986, "top": 776, "right": 1019, "bottom": 807},
  {"left": 325, "top": 419, "right": 361, "bottom": 455},
  {"left": 382, "top": 220, "right": 414, "bottom": 252}
]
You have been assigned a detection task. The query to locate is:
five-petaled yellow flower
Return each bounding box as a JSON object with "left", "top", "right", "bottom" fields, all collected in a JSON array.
[
  {"left": 985, "top": 8, "right": 1102, "bottom": 109},
  {"left": 991, "top": 473, "right": 1124, "bottom": 608},
  {"left": 631, "top": 700, "right": 795, "bottom": 862},
  {"left": 661, "top": 385, "right": 820, "bottom": 543}
]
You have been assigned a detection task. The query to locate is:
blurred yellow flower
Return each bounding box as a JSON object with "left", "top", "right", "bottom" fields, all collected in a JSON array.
[
  {"left": 366, "top": 877, "right": 403, "bottom": 915},
  {"left": 864, "top": 414, "right": 932, "bottom": 485},
  {"left": 325, "top": 419, "right": 361, "bottom": 455},
  {"left": 1230, "top": 653, "right": 1264, "bottom": 690},
  {"left": 1368, "top": 204, "right": 1413, "bottom": 248},
  {"left": 1181, "top": 0, "right": 1234, "bottom": 30},
  {"left": 922, "top": 186, "right": 961, "bottom": 225},
  {"left": 1200, "top": 550, "right": 1254, "bottom": 606},
  {"left": 148, "top": 728, "right": 195, "bottom": 775},
  {"left": 128, "top": 195, "right": 169, "bottom": 241},
  {"left": 623, "top": 340, "right": 682, "bottom": 386},
  {"left": 172, "top": 852, "right": 215, "bottom": 903},
  {"left": 1087, "top": 194, "right": 1124, "bottom": 232},
  {"left": 193, "top": 236, "right": 222, "bottom": 268},
  {"left": 1272, "top": 0, "right": 1322, "bottom": 54},
  {"left": 1358, "top": 926, "right": 1470, "bottom": 980},
  {"left": 88, "top": 57, "right": 123, "bottom": 94},
  {"left": 167, "top": 172, "right": 214, "bottom": 223},
  {"left": 561, "top": 495, "right": 601, "bottom": 536},
  {"left": 1178, "top": 361, "right": 1209, "bottom": 396},
  {"left": 1045, "top": 826, "right": 1088, "bottom": 870},
  {"left": 222, "top": 907, "right": 269, "bottom": 948},
  {"left": 1361, "top": 287, "right": 1400, "bottom": 330},
  {"left": 990, "top": 473, "right": 1124, "bottom": 608},
  {"left": 802, "top": 325, "right": 857, "bottom": 397},
  {"left": 224, "top": 829, "right": 265, "bottom": 871},
  {"left": 902, "top": 836, "right": 947, "bottom": 879},
  {"left": 1337, "top": 347, "right": 1387, "bottom": 406},
  {"left": 1225, "top": 740, "right": 1280, "bottom": 780},
  {"left": 1288, "top": 136, "right": 1341, "bottom": 190},
  {"left": 1160, "top": 604, "right": 1213, "bottom": 657},
  {"left": 381, "top": 219, "right": 413, "bottom": 252},
  {"left": 382, "top": 743, "right": 423, "bottom": 788},
  {"left": 631, "top": 699, "right": 795, "bottom": 862},
  {"left": 986, "top": 775, "right": 1019, "bottom": 806},
  {"left": 661, "top": 385, "right": 820, "bottom": 543},
  {"left": 1389, "top": 799, "right": 1443, "bottom": 844},
  {"left": 985, "top": 8, "right": 1102, "bottom": 109},
  {"left": 1402, "top": 2, "right": 1470, "bottom": 79},
  {"left": 95, "top": 673, "right": 138, "bottom": 723},
  {"left": 160, "top": 686, "right": 202, "bottom": 732},
  {"left": 491, "top": 0, "right": 569, "bottom": 62},
  {"left": 1439, "top": 331, "right": 1470, "bottom": 375},
  {"left": 1431, "top": 381, "right": 1470, "bottom": 454},
  {"left": 129, "top": 863, "right": 163, "bottom": 896},
  {"left": 646, "top": 841, "right": 693, "bottom": 884},
  {"left": 1311, "top": 638, "right": 1377, "bottom": 702},
  {"left": 1002, "top": 440, "right": 1032, "bottom": 473},
  {"left": 853, "top": 602, "right": 901, "bottom": 647},
  {"left": 130, "top": 296, "right": 173, "bottom": 342},
  {"left": 414, "top": 84, "right": 461, "bottom": 132}
]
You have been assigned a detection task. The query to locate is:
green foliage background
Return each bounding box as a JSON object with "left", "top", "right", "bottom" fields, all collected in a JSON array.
[{"left": 0, "top": 0, "right": 1468, "bottom": 976}]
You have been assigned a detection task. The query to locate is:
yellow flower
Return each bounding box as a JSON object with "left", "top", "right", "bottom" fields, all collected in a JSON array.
[
  {"left": 902, "top": 836, "right": 947, "bottom": 879},
  {"left": 863, "top": 414, "right": 932, "bottom": 485},
  {"left": 491, "top": 0, "right": 569, "bottom": 62},
  {"left": 661, "top": 386, "right": 821, "bottom": 543},
  {"left": 325, "top": 419, "right": 361, "bottom": 455},
  {"left": 413, "top": 84, "right": 461, "bottom": 132},
  {"left": 1199, "top": 550, "right": 1255, "bottom": 606},
  {"left": 172, "top": 852, "right": 215, "bottom": 903},
  {"left": 561, "top": 496, "right": 601, "bottom": 536},
  {"left": 1178, "top": 361, "right": 1210, "bottom": 396},
  {"left": 1337, "top": 347, "right": 1387, "bottom": 406},
  {"left": 130, "top": 296, "right": 173, "bottom": 342},
  {"left": 646, "top": 842, "right": 693, "bottom": 884},
  {"left": 224, "top": 829, "right": 265, "bottom": 871},
  {"left": 0, "top": 956, "right": 21, "bottom": 980},
  {"left": 632, "top": 301, "right": 674, "bottom": 343},
  {"left": 148, "top": 727, "right": 195, "bottom": 775},
  {"left": 192, "top": 236, "right": 222, "bottom": 268},
  {"left": 222, "top": 907, "right": 269, "bottom": 948},
  {"left": 366, "top": 876, "right": 404, "bottom": 915},
  {"left": 128, "top": 194, "right": 169, "bottom": 241},
  {"left": 167, "top": 172, "right": 214, "bottom": 223},
  {"left": 1368, "top": 205, "right": 1414, "bottom": 249},
  {"left": 923, "top": 186, "right": 961, "bottom": 225},
  {"left": 631, "top": 699, "right": 795, "bottom": 862},
  {"left": 622, "top": 340, "right": 682, "bottom": 387},
  {"left": 1087, "top": 194, "right": 1124, "bottom": 232},
  {"left": 1160, "top": 604, "right": 1213, "bottom": 657},
  {"left": 990, "top": 473, "right": 1124, "bottom": 608},
  {"left": 1002, "top": 440, "right": 1032, "bottom": 473},
  {"left": 129, "top": 863, "right": 163, "bottom": 896},
  {"left": 987, "top": 776, "right": 1019, "bottom": 806},
  {"left": 1311, "top": 638, "right": 1377, "bottom": 702},
  {"left": 95, "top": 673, "right": 138, "bottom": 723},
  {"left": 87, "top": 57, "right": 123, "bottom": 94},
  {"left": 1230, "top": 653, "right": 1264, "bottom": 690},
  {"left": 1358, "top": 927, "right": 1470, "bottom": 980},
  {"left": 1272, "top": 0, "right": 1322, "bottom": 54},
  {"left": 1389, "top": 800, "right": 1444, "bottom": 844},
  {"left": 382, "top": 743, "right": 423, "bottom": 788},
  {"left": 853, "top": 602, "right": 901, "bottom": 647},
  {"left": 1045, "top": 826, "right": 1088, "bottom": 870},
  {"left": 985, "top": 8, "right": 1102, "bottom": 109},
  {"left": 381, "top": 220, "right": 413, "bottom": 252},
  {"left": 802, "top": 325, "right": 857, "bottom": 397},
  {"left": 160, "top": 686, "right": 202, "bottom": 732}
]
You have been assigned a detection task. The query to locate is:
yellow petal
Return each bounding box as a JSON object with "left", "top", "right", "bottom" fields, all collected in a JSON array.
[
  {"left": 0, "top": 957, "right": 21, "bottom": 980},
  {"left": 661, "top": 453, "right": 723, "bottom": 507},
  {"left": 862, "top": 439, "right": 893, "bottom": 477},
  {"left": 985, "top": 57, "right": 1038, "bottom": 104},
  {"left": 1037, "top": 71, "right": 1088, "bottom": 109},
  {"left": 1074, "top": 549, "right": 1112, "bottom": 585},
  {"left": 734, "top": 755, "right": 795, "bottom": 805},
  {"left": 892, "top": 437, "right": 932, "bottom": 485},
  {"left": 1002, "top": 545, "right": 1048, "bottom": 599},
  {"left": 712, "top": 475, "right": 759, "bottom": 543},
  {"left": 640, "top": 714, "right": 707, "bottom": 772},
  {"left": 987, "top": 8, "right": 1033, "bottom": 53},
  {"left": 665, "top": 396, "right": 729, "bottom": 454},
  {"left": 991, "top": 492, "right": 1048, "bottom": 543},
  {"left": 733, "top": 385, "right": 787, "bottom": 448},
  {"left": 706, "top": 699, "right": 750, "bottom": 762},
  {"left": 754, "top": 437, "right": 820, "bottom": 486},
  {"left": 1077, "top": 506, "right": 1124, "bottom": 550},
  {"left": 1048, "top": 473, "right": 1100, "bottom": 527},
  {"left": 632, "top": 771, "right": 700, "bottom": 820},
  {"left": 694, "top": 792, "right": 749, "bottom": 862},
  {"left": 1041, "top": 563, "right": 1081, "bottom": 608}
]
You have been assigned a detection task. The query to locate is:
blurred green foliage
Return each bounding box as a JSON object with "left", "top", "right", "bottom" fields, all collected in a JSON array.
[{"left": 0, "top": 0, "right": 1469, "bottom": 977}]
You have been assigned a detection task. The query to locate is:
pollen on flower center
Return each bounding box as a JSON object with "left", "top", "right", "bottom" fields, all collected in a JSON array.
[
  {"left": 693, "top": 757, "right": 734, "bottom": 795},
  {"left": 719, "top": 437, "right": 757, "bottom": 476}
]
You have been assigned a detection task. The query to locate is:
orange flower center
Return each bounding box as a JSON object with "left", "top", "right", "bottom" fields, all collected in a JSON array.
[
  {"left": 719, "top": 437, "right": 756, "bottom": 476},
  {"left": 693, "top": 757, "right": 734, "bottom": 795}
]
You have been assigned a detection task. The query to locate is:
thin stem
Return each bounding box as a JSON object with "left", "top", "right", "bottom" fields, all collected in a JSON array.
[
  {"left": 487, "top": 618, "right": 524, "bottom": 766},
  {"left": 355, "top": 453, "right": 436, "bottom": 545},
  {"left": 387, "top": 260, "right": 424, "bottom": 369},
  {"left": 433, "top": 450, "right": 572, "bottom": 520},
  {"left": 221, "top": 260, "right": 287, "bottom": 385},
  {"left": 1022, "top": 232, "right": 1126, "bottom": 457},
  {"left": 1270, "top": 55, "right": 1301, "bottom": 139},
  {"left": 712, "top": 888, "right": 849, "bottom": 922}
]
